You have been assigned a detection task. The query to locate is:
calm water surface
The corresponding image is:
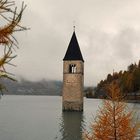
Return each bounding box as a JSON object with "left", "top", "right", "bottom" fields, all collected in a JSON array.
[{"left": 0, "top": 95, "right": 139, "bottom": 140}]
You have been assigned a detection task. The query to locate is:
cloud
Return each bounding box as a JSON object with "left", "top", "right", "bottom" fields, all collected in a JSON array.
[
  {"left": 80, "top": 27, "right": 140, "bottom": 86},
  {"left": 6, "top": 0, "right": 140, "bottom": 86}
]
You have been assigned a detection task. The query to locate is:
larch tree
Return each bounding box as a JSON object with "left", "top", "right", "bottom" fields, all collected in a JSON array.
[
  {"left": 0, "top": 0, "right": 27, "bottom": 93},
  {"left": 83, "top": 81, "right": 138, "bottom": 140}
]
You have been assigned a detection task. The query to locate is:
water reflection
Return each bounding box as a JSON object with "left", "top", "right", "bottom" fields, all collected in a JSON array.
[{"left": 59, "top": 112, "right": 84, "bottom": 140}]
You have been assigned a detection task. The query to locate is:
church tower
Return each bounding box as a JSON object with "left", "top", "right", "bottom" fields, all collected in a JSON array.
[{"left": 62, "top": 30, "right": 84, "bottom": 111}]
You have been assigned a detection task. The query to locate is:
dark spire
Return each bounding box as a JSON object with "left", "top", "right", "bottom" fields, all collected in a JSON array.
[{"left": 63, "top": 31, "right": 84, "bottom": 62}]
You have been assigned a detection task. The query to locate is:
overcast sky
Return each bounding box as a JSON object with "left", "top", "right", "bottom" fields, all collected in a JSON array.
[{"left": 9, "top": 0, "right": 140, "bottom": 86}]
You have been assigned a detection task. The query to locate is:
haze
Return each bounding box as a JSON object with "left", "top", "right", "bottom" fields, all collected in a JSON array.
[{"left": 9, "top": 0, "right": 140, "bottom": 86}]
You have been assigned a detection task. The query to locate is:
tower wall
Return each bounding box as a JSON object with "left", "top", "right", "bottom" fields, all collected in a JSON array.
[{"left": 62, "top": 60, "right": 84, "bottom": 111}]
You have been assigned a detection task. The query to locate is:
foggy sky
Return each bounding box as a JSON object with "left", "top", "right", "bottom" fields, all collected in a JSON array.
[{"left": 10, "top": 0, "right": 140, "bottom": 86}]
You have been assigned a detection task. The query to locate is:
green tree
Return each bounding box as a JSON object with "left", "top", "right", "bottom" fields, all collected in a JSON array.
[
  {"left": 120, "top": 72, "right": 134, "bottom": 93},
  {"left": 128, "top": 64, "right": 136, "bottom": 73},
  {"left": 133, "top": 68, "right": 140, "bottom": 92}
]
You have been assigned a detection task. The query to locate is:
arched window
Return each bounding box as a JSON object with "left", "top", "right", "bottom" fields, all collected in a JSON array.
[{"left": 69, "top": 64, "right": 76, "bottom": 73}]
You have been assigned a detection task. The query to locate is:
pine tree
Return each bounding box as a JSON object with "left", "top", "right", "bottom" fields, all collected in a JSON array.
[{"left": 83, "top": 82, "right": 138, "bottom": 140}]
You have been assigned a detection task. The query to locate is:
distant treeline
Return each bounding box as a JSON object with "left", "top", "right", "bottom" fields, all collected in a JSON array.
[
  {"left": 1, "top": 78, "right": 93, "bottom": 96},
  {"left": 96, "top": 61, "right": 140, "bottom": 98},
  {"left": 1, "top": 78, "right": 62, "bottom": 96}
]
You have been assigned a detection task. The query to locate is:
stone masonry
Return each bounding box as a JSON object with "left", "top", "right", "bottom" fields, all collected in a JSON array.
[{"left": 62, "top": 60, "right": 84, "bottom": 111}]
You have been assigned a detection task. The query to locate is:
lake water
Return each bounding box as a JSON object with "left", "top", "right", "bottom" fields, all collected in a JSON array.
[{"left": 0, "top": 95, "right": 139, "bottom": 140}]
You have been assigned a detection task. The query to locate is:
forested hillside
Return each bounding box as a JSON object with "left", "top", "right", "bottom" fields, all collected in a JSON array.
[{"left": 96, "top": 61, "right": 140, "bottom": 98}]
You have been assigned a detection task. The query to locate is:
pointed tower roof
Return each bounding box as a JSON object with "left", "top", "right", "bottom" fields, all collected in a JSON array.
[{"left": 63, "top": 31, "right": 84, "bottom": 62}]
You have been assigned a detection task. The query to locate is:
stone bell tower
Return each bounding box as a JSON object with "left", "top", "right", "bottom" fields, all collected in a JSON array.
[{"left": 62, "top": 30, "right": 84, "bottom": 111}]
